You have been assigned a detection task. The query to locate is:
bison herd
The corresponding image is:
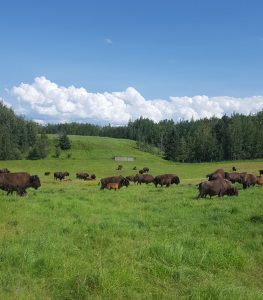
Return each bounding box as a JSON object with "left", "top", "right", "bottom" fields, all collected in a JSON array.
[
  {"left": 197, "top": 168, "right": 263, "bottom": 199},
  {"left": 0, "top": 166, "right": 262, "bottom": 198}
]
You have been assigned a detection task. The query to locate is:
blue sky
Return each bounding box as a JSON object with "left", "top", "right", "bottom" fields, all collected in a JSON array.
[{"left": 1, "top": 0, "right": 263, "bottom": 124}]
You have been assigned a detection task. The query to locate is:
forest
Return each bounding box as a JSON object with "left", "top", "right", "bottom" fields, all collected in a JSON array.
[
  {"left": 44, "top": 112, "right": 263, "bottom": 162},
  {"left": 1, "top": 101, "right": 263, "bottom": 162}
]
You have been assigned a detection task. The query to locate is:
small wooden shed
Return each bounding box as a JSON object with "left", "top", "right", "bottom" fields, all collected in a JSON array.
[{"left": 114, "top": 156, "right": 136, "bottom": 161}]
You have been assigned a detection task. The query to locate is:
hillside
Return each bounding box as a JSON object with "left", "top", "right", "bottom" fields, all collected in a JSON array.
[{"left": 2, "top": 134, "right": 263, "bottom": 182}]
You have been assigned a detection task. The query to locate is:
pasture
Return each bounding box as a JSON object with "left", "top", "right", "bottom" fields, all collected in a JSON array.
[{"left": 1, "top": 135, "right": 263, "bottom": 299}]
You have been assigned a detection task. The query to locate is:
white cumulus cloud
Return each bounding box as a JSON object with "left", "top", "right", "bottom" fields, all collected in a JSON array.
[{"left": 10, "top": 76, "right": 263, "bottom": 124}]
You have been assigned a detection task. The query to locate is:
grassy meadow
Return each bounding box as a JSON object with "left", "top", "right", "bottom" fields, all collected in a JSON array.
[{"left": 0, "top": 135, "right": 263, "bottom": 299}]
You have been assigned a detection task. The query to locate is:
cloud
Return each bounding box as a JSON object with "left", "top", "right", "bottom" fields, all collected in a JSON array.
[
  {"left": 0, "top": 97, "right": 12, "bottom": 108},
  {"left": 104, "top": 38, "right": 113, "bottom": 44},
  {"left": 10, "top": 76, "right": 263, "bottom": 125}
]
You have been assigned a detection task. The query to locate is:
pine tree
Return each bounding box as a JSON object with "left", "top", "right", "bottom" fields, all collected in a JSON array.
[{"left": 58, "top": 132, "right": 71, "bottom": 150}]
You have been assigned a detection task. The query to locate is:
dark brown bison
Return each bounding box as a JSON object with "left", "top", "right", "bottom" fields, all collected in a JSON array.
[
  {"left": 134, "top": 174, "right": 154, "bottom": 185},
  {"left": 76, "top": 172, "right": 89, "bottom": 180},
  {"left": 126, "top": 175, "right": 135, "bottom": 182},
  {"left": 44, "top": 172, "right": 51, "bottom": 176},
  {"left": 153, "top": 174, "right": 180, "bottom": 187},
  {"left": 259, "top": 170, "right": 263, "bottom": 177},
  {"left": 0, "top": 172, "right": 41, "bottom": 196},
  {"left": 0, "top": 168, "right": 10, "bottom": 173},
  {"left": 106, "top": 183, "right": 119, "bottom": 190},
  {"left": 224, "top": 172, "right": 247, "bottom": 184},
  {"left": 99, "top": 176, "right": 129, "bottom": 190},
  {"left": 232, "top": 166, "right": 237, "bottom": 171},
  {"left": 132, "top": 166, "right": 137, "bottom": 170},
  {"left": 207, "top": 168, "right": 225, "bottom": 181},
  {"left": 139, "top": 169, "right": 144, "bottom": 174},
  {"left": 242, "top": 174, "right": 257, "bottom": 189},
  {"left": 197, "top": 178, "right": 238, "bottom": 199},
  {"left": 54, "top": 171, "right": 69, "bottom": 181},
  {"left": 116, "top": 165, "right": 123, "bottom": 170},
  {"left": 142, "top": 167, "right": 149, "bottom": 173},
  {"left": 84, "top": 174, "right": 96, "bottom": 181}
]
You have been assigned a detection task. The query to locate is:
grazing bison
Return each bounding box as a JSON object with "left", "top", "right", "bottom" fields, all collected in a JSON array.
[
  {"left": 241, "top": 174, "right": 257, "bottom": 189},
  {"left": 99, "top": 176, "right": 129, "bottom": 190},
  {"left": 44, "top": 172, "right": 51, "bottom": 176},
  {"left": 0, "top": 172, "right": 41, "bottom": 196},
  {"left": 106, "top": 183, "right": 119, "bottom": 190},
  {"left": 153, "top": 174, "right": 180, "bottom": 187},
  {"left": 84, "top": 174, "right": 96, "bottom": 181},
  {"left": 76, "top": 172, "right": 89, "bottom": 180},
  {"left": 225, "top": 172, "right": 247, "bottom": 184},
  {"left": 259, "top": 170, "right": 263, "bottom": 177},
  {"left": 54, "top": 171, "right": 69, "bottom": 181},
  {"left": 207, "top": 168, "right": 225, "bottom": 181},
  {"left": 126, "top": 175, "right": 135, "bottom": 182},
  {"left": 0, "top": 168, "right": 10, "bottom": 173},
  {"left": 197, "top": 179, "right": 238, "bottom": 199},
  {"left": 134, "top": 174, "right": 154, "bottom": 185},
  {"left": 256, "top": 177, "right": 263, "bottom": 185},
  {"left": 139, "top": 169, "right": 144, "bottom": 174},
  {"left": 142, "top": 167, "right": 149, "bottom": 173}
]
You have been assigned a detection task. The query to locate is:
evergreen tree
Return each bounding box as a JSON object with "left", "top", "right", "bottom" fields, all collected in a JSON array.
[{"left": 58, "top": 132, "right": 71, "bottom": 150}]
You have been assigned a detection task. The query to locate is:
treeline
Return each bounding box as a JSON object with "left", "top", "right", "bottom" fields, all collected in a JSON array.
[
  {"left": 1, "top": 100, "right": 263, "bottom": 162},
  {"left": 43, "top": 111, "right": 263, "bottom": 162},
  {"left": 0, "top": 102, "right": 39, "bottom": 160}
]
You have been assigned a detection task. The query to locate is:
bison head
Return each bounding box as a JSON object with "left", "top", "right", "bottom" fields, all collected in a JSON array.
[
  {"left": 120, "top": 177, "right": 129, "bottom": 187},
  {"left": 172, "top": 176, "right": 180, "bottom": 185},
  {"left": 30, "top": 175, "right": 41, "bottom": 189},
  {"left": 227, "top": 187, "right": 239, "bottom": 196}
]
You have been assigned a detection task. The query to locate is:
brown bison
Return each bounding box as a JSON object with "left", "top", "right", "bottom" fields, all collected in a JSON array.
[
  {"left": 207, "top": 168, "right": 225, "bottom": 181},
  {"left": 76, "top": 172, "right": 89, "bottom": 180},
  {"left": 197, "top": 178, "right": 238, "bottom": 199},
  {"left": 153, "top": 174, "right": 180, "bottom": 187},
  {"left": 0, "top": 172, "right": 41, "bottom": 196},
  {"left": 256, "top": 177, "right": 263, "bottom": 185},
  {"left": 99, "top": 176, "right": 129, "bottom": 190},
  {"left": 106, "top": 183, "right": 119, "bottom": 190},
  {"left": 225, "top": 172, "right": 247, "bottom": 184},
  {"left": 134, "top": 174, "right": 154, "bottom": 185},
  {"left": 54, "top": 171, "right": 69, "bottom": 181},
  {"left": 0, "top": 168, "right": 10, "bottom": 173},
  {"left": 242, "top": 174, "right": 257, "bottom": 189},
  {"left": 44, "top": 172, "right": 51, "bottom": 176},
  {"left": 232, "top": 166, "right": 237, "bottom": 171}
]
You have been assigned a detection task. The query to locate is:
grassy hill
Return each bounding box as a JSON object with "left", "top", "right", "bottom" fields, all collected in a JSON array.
[
  {"left": 3, "top": 134, "right": 263, "bottom": 181},
  {"left": 0, "top": 135, "right": 263, "bottom": 299}
]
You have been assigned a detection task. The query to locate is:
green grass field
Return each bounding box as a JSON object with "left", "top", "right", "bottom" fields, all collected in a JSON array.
[{"left": 1, "top": 135, "right": 263, "bottom": 299}]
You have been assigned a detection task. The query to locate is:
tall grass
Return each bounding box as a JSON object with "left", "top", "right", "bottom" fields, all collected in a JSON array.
[{"left": 0, "top": 135, "right": 263, "bottom": 299}]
